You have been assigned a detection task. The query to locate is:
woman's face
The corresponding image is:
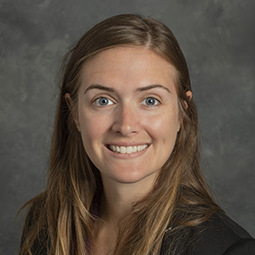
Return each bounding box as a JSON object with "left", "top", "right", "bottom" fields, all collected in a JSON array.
[{"left": 75, "top": 46, "right": 181, "bottom": 187}]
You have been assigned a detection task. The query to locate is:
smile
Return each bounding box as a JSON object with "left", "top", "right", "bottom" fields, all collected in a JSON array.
[{"left": 108, "top": 144, "right": 149, "bottom": 154}]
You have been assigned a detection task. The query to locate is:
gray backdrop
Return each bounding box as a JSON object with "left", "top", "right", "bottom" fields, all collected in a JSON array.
[{"left": 1, "top": 0, "right": 254, "bottom": 254}]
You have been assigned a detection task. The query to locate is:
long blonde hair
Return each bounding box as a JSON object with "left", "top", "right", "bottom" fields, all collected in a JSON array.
[{"left": 19, "top": 14, "right": 221, "bottom": 255}]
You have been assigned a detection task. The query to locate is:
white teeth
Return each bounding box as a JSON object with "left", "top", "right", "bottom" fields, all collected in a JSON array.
[
  {"left": 126, "top": 146, "right": 133, "bottom": 153},
  {"left": 109, "top": 144, "right": 148, "bottom": 154},
  {"left": 120, "top": 146, "right": 126, "bottom": 153}
]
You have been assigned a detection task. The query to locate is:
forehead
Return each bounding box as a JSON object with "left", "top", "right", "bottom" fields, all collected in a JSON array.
[{"left": 79, "top": 46, "right": 179, "bottom": 92}]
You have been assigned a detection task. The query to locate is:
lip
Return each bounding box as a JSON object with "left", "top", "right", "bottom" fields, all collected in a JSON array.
[
  {"left": 105, "top": 143, "right": 151, "bottom": 158},
  {"left": 106, "top": 142, "right": 150, "bottom": 146}
]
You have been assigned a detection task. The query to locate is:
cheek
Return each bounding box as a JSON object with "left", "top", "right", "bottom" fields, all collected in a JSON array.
[
  {"left": 146, "top": 110, "right": 180, "bottom": 140},
  {"left": 78, "top": 111, "right": 109, "bottom": 148}
]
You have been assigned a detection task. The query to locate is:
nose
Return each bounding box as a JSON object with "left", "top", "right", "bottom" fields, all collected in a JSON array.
[{"left": 111, "top": 103, "right": 140, "bottom": 136}]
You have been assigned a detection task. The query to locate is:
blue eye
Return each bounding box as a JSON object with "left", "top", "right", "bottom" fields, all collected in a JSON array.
[
  {"left": 94, "top": 97, "right": 114, "bottom": 106},
  {"left": 143, "top": 97, "right": 160, "bottom": 106}
]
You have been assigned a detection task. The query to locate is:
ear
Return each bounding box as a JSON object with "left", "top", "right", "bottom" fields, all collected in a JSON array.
[
  {"left": 64, "top": 93, "right": 80, "bottom": 131},
  {"left": 183, "top": 90, "right": 192, "bottom": 110},
  {"left": 178, "top": 90, "right": 192, "bottom": 132},
  {"left": 185, "top": 90, "right": 192, "bottom": 104}
]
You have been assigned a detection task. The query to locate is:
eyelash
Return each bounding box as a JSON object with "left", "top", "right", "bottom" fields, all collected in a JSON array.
[
  {"left": 142, "top": 97, "right": 161, "bottom": 106},
  {"left": 93, "top": 97, "right": 114, "bottom": 106},
  {"left": 92, "top": 96, "right": 161, "bottom": 107}
]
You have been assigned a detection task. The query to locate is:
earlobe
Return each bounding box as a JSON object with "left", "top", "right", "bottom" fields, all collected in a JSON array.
[
  {"left": 177, "top": 121, "right": 181, "bottom": 132},
  {"left": 64, "top": 93, "right": 72, "bottom": 110},
  {"left": 64, "top": 93, "right": 80, "bottom": 131},
  {"left": 184, "top": 90, "right": 192, "bottom": 109},
  {"left": 185, "top": 90, "right": 192, "bottom": 101},
  {"left": 178, "top": 90, "right": 192, "bottom": 132}
]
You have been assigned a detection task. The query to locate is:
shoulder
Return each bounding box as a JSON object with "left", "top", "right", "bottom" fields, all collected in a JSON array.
[
  {"left": 161, "top": 212, "right": 255, "bottom": 255},
  {"left": 23, "top": 192, "right": 47, "bottom": 230},
  {"left": 20, "top": 192, "right": 49, "bottom": 255},
  {"left": 192, "top": 212, "right": 255, "bottom": 255}
]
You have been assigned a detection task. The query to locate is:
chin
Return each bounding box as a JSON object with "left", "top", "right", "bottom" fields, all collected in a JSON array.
[{"left": 106, "top": 168, "right": 159, "bottom": 185}]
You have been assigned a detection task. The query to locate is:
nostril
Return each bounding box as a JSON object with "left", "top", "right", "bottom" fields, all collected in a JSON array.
[{"left": 111, "top": 105, "right": 140, "bottom": 136}]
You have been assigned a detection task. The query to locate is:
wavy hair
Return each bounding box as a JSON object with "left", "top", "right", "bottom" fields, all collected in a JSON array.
[{"left": 19, "top": 14, "right": 221, "bottom": 255}]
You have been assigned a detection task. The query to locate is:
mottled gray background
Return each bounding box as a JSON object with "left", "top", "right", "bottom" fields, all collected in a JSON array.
[{"left": 1, "top": 0, "right": 255, "bottom": 254}]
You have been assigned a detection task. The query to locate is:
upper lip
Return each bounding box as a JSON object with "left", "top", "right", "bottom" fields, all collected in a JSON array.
[{"left": 105, "top": 142, "right": 150, "bottom": 147}]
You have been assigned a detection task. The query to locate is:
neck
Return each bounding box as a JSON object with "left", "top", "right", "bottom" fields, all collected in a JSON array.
[{"left": 100, "top": 176, "right": 156, "bottom": 226}]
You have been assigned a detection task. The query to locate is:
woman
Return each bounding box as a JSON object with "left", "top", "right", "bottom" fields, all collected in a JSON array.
[{"left": 19, "top": 14, "right": 255, "bottom": 255}]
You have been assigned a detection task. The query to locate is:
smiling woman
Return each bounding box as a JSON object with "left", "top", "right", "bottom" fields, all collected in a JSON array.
[
  {"left": 69, "top": 46, "right": 181, "bottom": 187},
  {"left": 19, "top": 14, "right": 255, "bottom": 255}
]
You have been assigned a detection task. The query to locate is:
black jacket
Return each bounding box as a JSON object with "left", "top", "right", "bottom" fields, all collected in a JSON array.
[
  {"left": 23, "top": 211, "right": 255, "bottom": 254},
  {"left": 160, "top": 212, "right": 255, "bottom": 254}
]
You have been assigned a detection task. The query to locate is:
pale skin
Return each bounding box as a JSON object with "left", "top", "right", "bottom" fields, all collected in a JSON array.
[{"left": 66, "top": 46, "right": 192, "bottom": 254}]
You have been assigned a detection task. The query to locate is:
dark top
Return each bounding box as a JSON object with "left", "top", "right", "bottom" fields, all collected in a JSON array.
[
  {"left": 23, "top": 211, "right": 255, "bottom": 254},
  {"left": 160, "top": 212, "right": 255, "bottom": 254}
]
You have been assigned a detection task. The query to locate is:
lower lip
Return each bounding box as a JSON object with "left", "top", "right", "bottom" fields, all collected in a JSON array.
[{"left": 105, "top": 145, "right": 150, "bottom": 159}]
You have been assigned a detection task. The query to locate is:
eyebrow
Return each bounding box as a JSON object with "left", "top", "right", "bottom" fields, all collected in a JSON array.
[
  {"left": 84, "top": 84, "right": 116, "bottom": 94},
  {"left": 84, "top": 83, "right": 171, "bottom": 94},
  {"left": 136, "top": 84, "right": 171, "bottom": 94}
]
